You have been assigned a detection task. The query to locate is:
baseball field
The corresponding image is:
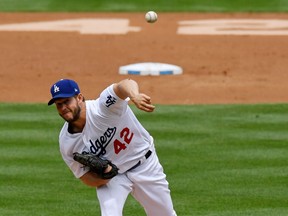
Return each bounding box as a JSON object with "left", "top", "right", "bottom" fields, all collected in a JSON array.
[{"left": 1, "top": 1, "right": 288, "bottom": 216}]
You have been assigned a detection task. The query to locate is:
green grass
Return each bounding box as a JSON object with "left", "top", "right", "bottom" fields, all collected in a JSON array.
[
  {"left": 0, "top": 0, "right": 288, "bottom": 12},
  {"left": 1, "top": 103, "right": 288, "bottom": 215}
]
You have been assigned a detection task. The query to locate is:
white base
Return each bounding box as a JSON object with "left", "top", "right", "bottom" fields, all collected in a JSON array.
[{"left": 119, "top": 62, "right": 183, "bottom": 76}]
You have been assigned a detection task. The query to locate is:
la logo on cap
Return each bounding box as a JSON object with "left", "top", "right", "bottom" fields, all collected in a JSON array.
[
  {"left": 54, "top": 84, "right": 60, "bottom": 93},
  {"left": 48, "top": 79, "right": 80, "bottom": 106}
]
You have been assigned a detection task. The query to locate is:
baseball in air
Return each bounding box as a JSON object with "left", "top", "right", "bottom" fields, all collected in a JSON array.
[{"left": 145, "top": 11, "right": 158, "bottom": 23}]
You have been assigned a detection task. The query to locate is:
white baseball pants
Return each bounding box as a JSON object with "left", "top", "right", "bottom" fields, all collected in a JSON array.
[{"left": 96, "top": 146, "right": 177, "bottom": 216}]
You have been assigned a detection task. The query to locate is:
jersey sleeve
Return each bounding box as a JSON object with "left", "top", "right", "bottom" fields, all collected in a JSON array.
[
  {"left": 59, "top": 125, "right": 90, "bottom": 179},
  {"left": 61, "top": 154, "right": 89, "bottom": 179},
  {"left": 98, "top": 84, "right": 128, "bottom": 117}
]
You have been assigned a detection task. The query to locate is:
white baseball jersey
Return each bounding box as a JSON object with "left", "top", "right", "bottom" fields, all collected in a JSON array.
[{"left": 59, "top": 84, "right": 153, "bottom": 178}]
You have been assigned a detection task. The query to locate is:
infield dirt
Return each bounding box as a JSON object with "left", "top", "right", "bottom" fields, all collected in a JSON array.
[{"left": 1, "top": 13, "right": 288, "bottom": 104}]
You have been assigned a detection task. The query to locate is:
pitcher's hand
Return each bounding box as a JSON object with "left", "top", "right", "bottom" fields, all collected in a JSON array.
[{"left": 131, "top": 93, "right": 155, "bottom": 112}]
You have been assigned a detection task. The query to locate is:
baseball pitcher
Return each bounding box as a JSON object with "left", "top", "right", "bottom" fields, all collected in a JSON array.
[{"left": 48, "top": 78, "right": 177, "bottom": 216}]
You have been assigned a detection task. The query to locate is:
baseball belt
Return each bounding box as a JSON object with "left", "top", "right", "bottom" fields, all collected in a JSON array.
[{"left": 127, "top": 150, "right": 152, "bottom": 172}]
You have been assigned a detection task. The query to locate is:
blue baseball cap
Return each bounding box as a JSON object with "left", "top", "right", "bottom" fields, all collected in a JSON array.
[{"left": 48, "top": 79, "right": 80, "bottom": 105}]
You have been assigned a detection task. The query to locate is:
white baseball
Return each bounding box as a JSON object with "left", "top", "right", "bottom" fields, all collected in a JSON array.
[{"left": 145, "top": 11, "right": 158, "bottom": 23}]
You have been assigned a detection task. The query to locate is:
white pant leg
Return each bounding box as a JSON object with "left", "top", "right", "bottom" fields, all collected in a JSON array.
[
  {"left": 96, "top": 174, "right": 133, "bottom": 216},
  {"left": 127, "top": 150, "right": 177, "bottom": 216}
]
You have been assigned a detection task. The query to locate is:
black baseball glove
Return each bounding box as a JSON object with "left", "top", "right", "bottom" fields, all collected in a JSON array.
[{"left": 73, "top": 152, "right": 119, "bottom": 179}]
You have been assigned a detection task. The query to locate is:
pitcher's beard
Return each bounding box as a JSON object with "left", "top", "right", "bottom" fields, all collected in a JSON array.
[{"left": 60, "top": 105, "right": 81, "bottom": 123}]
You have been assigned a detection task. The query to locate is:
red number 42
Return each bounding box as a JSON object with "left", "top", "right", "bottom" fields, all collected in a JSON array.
[{"left": 114, "top": 127, "right": 134, "bottom": 154}]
